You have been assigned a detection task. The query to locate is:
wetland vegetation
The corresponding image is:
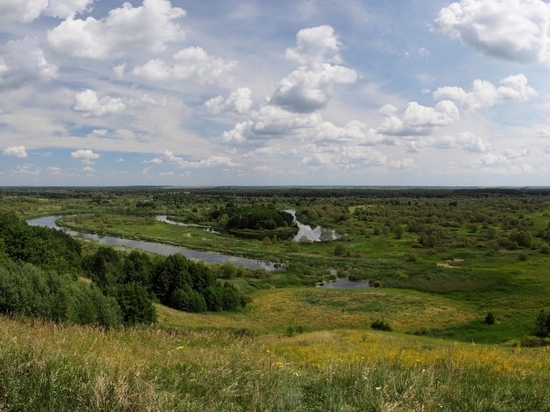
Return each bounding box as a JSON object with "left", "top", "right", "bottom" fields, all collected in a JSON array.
[{"left": 1, "top": 186, "right": 550, "bottom": 410}]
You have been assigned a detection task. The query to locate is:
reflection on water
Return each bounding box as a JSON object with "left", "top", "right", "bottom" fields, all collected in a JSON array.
[
  {"left": 156, "top": 215, "right": 187, "bottom": 226},
  {"left": 284, "top": 210, "right": 341, "bottom": 242},
  {"left": 28, "top": 216, "right": 278, "bottom": 271},
  {"left": 316, "top": 278, "right": 371, "bottom": 289}
]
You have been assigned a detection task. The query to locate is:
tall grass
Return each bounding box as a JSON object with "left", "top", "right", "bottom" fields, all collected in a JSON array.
[{"left": 0, "top": 316, "right": 549, "bottom": 411}]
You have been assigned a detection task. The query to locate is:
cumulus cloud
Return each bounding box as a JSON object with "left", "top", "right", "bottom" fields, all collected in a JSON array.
[
  {"left": 73, "top": 89, "right": 125, "bottom": 117},
  {"left": 221, "top": 106, "right": 322, "bottom": 143},
  {"left": 312, "top": 121, "right": 395, "bottom": 146},
  {"left": 0, "top": 0, "right": 48, "bottom": 26},
  {"left": 47, "top": 0, "right": 185, "bottom": 59},
  {"left": 132, "top": 47, "right": 236, "bottom": 84},
  {"left": 433, "top": 74, "right": 536, "bottom": 111},
  {"left": 537, "top": 129, "right": 550, "bottom": 138},
  {"left": 145, "top": 150, "right": 239, "bottom": 168},
  {"left": 205, "top": 87, "right": 253, "bottom": 114},
  {"left": 221, "top": 26, "right": 359, "bottom": 145},
  {"left": 0, "top": 37, "right": 57, "bottom": 90},
  {"left": 243, "top": 146, "right": 285, "bottom": 158},
  {"left": 436, "top": 0, "right": 550, "bottom": 64},
  {"left": 285, "top": 25, "right": 343, "bottom": 67},
  {"left": 46, "top": 0, "right": 94, "bottom": 19},
  {"left": 301, "top": 145, "right": 386, "bottom": 167},
  {"left": 270, "top": 63, "right": 356, "bottom": 113},
  {"left": 389, "top": 158, "right": 414, "bottom": 169},
  {"left": 376, "top": 101, "right": 459, "bottom": 136},
  {"left": 2, "top": 146, "right": 28, "bottom": 158},
  {"left": 431, "top": 132, "right": 491, "bottom": 152},
  {"left": 476, "top": 153, "right": 509, "bottom": 165},
  {"left": 268, "top": 25, "right": 356, "bottom": 113},
  {"left": 71, "top": 149, "right": 100, "bottom": 159}
]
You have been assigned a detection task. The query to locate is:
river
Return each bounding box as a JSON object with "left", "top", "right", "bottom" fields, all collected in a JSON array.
[{"left": 27, "top": 215, "right": 279, "bottom": 271}]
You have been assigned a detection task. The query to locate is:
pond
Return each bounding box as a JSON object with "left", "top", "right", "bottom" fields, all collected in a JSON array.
[
  {"left": 27, "top": 215, "right": 280, "bottom": 271},
  {"left": 284, "top": 209, "right": 341, "bottom": 242},
  {"left": 316, "top": 278, "right": 371, "bottom": 289}
]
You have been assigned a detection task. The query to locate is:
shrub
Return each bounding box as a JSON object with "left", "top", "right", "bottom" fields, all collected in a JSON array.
[
  {"left": 371, "top": 319, "right": 392, "bottom": 332},
  {"left": 485, "top": 312, "right": 495, "bottom": 325},
  {"left": 540, "top": 243, "right": 550, "bottom": 254}
]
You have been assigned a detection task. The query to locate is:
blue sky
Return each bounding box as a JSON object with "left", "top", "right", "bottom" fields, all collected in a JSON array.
[{"left": 1, "top": 0, "right": 550, "bottom": 186}]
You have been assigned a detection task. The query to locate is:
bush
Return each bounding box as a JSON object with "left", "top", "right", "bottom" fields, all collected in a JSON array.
[
  {"left": 371, "top": 319, "right": 392, "bottom": 331},
  {"left": 485, "top": 312, "right": 495, "bottom": 325},
  {"left": 540, "top": 243, "right": 550, "bottom": 254}
]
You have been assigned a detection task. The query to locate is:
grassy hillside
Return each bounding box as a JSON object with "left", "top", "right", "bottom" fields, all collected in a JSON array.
[{"left": 1, "top": 314, "right": 549, "bottom": 411}]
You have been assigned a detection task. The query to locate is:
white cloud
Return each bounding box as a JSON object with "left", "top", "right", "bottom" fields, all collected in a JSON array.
[
  {"left": 433, "top": 74, "right": 536, "bottom": 112},
  {"left": 476, "top": 153, "right": 510, "bottom": 166},
  {"left": 12, "top": 164, "right": 41, "bottom": 176},
  {"left": 389, "top": 158, "right": 414, "bottom": 169},
  {"left": 270, "top": 63, "right": 357, "bottom": 113},
  {"left": 376, "top": 101, "right": 459, "bottom": 136},
  {"left": 145, "top": 150, "right": 239, "bottom": 168},
  {"left": 269, "top": 25, "right": 356, "bottom": 113},
  {"left": 537, "top": 129, "right": 550, "bottom": 138},
  {"left": 205, "top": 87, "right": 253, "bottom": 114},
  {"left": 47, "top": 166, "right": 61, "bottom": 174},
  {"left": 222, "top": 106, "right": 322, "bottom": 143},
  {"left": 82, "top": 166, "right": 94, "bottom": 172},
  {"left": 436, "top": 0, "right": 550, "bottom": 65},
  {"left": 408, "top": 132, "right": 491, "bottom": 153},
  {"left": 117, "top": 158, "right": 124, "bottom": 162},
  {"left": 113, "top": 64, "right": 126, "bottom": 78},
  {"left": 0, "top": 37, "right": 57, "bottom": 90},
  {"left": 504, "top": 148, "right": 532, "bottom": 159},
  {"left": 71, "top": 149, "right": 100, "bottom": 159},
  {"left": 285, "top": 25, "right": 343, "bottom": 67},
  {"left": 73, "top": 89, "right": 125, "bottom": 117},
  {"left": 2, "top": 146, "right": 28, "bottom": 158},
  {"left": 46, "top": 0, "right": 94, "bottom": 19},
  {"left": 132, "top": 47, "right": 237, "bottom": 84},
  {"left": 243, "top": 145, "right": 285, "bottom": 158},
  {"left": 301, "top": 145, "right": 387, "bottom": 168},
  {"left": 47, "top": 0, "right": 185, "bottom": 59},
  {"left": 0, "top": 0, "right": 48, "bottom": 26},
  {"left": 379, "top": 104, "right": 398, "bottom": 117}
]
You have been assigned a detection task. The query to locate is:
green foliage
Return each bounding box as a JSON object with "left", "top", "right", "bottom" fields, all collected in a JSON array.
[
  {"left": 0, "top": 263, "right": 121, "bottom": 328},
  {"left": 509, "top": 230, "right": 532, "bottom": 248},
  {"left": 371, "top": 319, "right": 392, "bottom": 331},
  {"left": 0, "top": 212, "right": 82, "bottom": 273},
  {"left": 218, "top": 206, "right": 294, "bottom": 231},
  {"left": 485, "top": 312, "right": 495, "bottom": 325},
  {"left": 540, "top": 243, "right": 550, "bottom": 254},
  {"left": 114, "top": 282, "right": 157, "bottom": 325},
  {"left": 333, "top": 243, "right": 347, "bottom": 257},
  {"left": 535, "top": 309, "right": 550, "bottom": 337}
]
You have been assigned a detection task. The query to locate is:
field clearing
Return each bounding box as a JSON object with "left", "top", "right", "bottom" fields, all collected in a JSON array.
[{"left": 157, "top": 288, "right": 474, "bottom": 335}]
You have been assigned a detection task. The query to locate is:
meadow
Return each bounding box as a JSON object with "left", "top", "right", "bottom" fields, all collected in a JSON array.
[{"left": 1, "top": 187, "right": 550, "bottom": 410}]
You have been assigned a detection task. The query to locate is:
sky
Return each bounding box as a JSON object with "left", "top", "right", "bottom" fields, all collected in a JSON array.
[{"left": 1, "top": 0, "right": 550, "bottom": 186}]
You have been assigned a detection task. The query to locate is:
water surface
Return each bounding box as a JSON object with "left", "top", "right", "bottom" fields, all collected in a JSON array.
[{"left": 28, "top": 215, "right": 278, "bottom": 271}]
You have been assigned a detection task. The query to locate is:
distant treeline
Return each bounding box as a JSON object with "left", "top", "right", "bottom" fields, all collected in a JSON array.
[
  {"left": 3, "top": 186, "right": 550, "bottom": 201},
  {"left": 0, "top": 213, "right": 248, "bottom": 328}
]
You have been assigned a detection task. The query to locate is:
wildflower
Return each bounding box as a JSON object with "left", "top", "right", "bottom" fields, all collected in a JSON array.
[
  {"left": 177, "top": 346, "right": 184, "bottom": 350},
  {"left": 266, "top": 349, "right": 271, "bottom": 354},
  {"left": 375, "top": 387, "right": 381, "bottom": 391}
]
